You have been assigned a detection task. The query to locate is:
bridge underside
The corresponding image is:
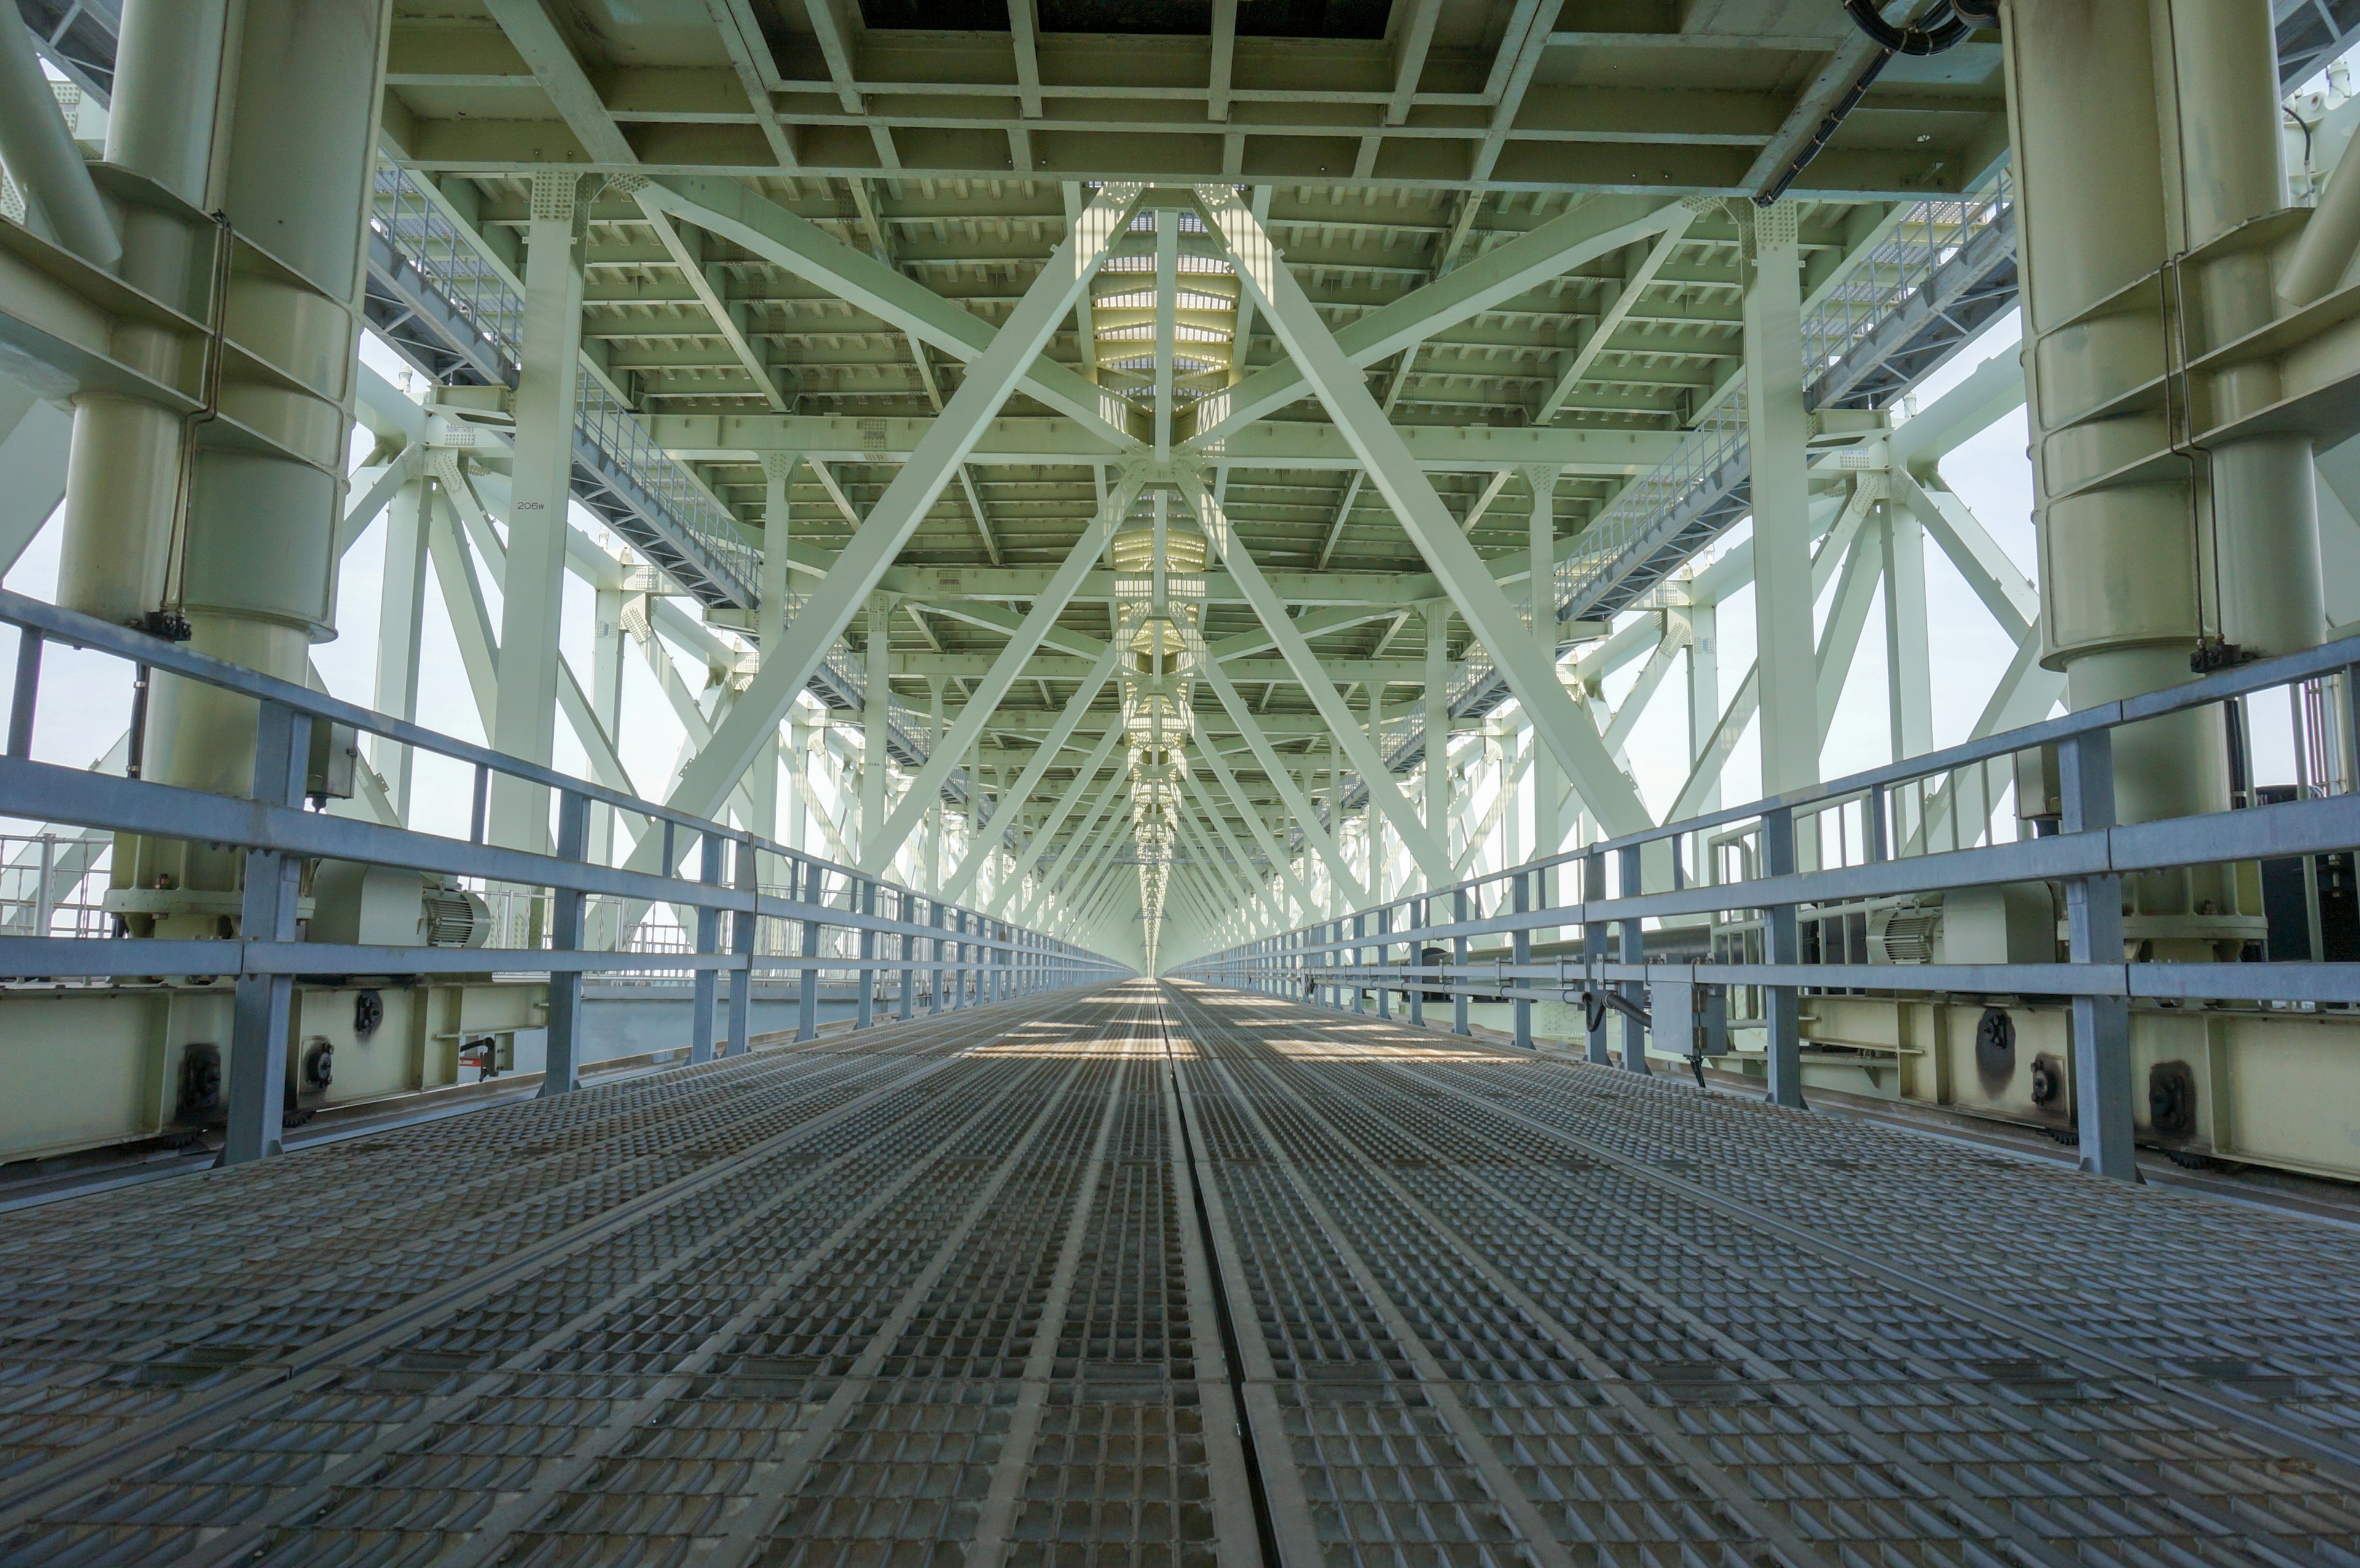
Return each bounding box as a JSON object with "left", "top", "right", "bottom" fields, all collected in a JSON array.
[{"left": 2, "top": 982, "right": 2354, "bottom": 1566}]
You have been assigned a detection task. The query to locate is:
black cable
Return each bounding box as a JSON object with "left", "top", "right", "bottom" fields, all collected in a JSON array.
[
  {"left": 1758, "top": 0, "right": 1987, "bottom": 204},
  {"left": 1842, "top": 0, "right": 1972, "bottom": 55}
]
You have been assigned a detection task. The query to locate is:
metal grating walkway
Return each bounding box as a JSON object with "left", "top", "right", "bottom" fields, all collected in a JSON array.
[{"left": 0, "top": 984, "right": 2357, "bottom": 1566}]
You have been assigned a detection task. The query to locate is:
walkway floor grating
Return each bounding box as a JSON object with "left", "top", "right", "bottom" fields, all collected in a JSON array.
[{"left": 0, "top": 981, "right": 2354, "bottom": 1566}]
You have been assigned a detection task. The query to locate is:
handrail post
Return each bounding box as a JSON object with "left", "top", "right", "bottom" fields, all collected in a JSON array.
[
  {"left": 543, "top": 788, "right": 590, "bottom": 1092},
  {"left": 1761, "top": 804, "right": 1806, "bottom": 1108},
  {"left": 1331, "top": 919, "right": 1344, "bottom": 1009},
  {"left": 929, "top": 899, "right": 946, "bottom": 1014},
  {"left": 1583, "top": 849, "right": 1610, "bottom": 1065},
  {"left": 952, "top": 910, "right": 969, "bottom": 1009},
  {"left": 470, "top": 763, "right": 491, "bottom": 846},
  {"left": 856, "top": 876, "right": 877, "bottom": 1030},
  {"left": 1407, "top": 895, "right": 1426, "bottom": 1027},
  {"left": 690, "top": 829, "right": 723, "bottom": 1064},
  {"left": 33, "top": 832, "right": 53, "bottom": 936},
  {"left": 1351, "top": 912, "right": 1366, "bottom": 1014},
  {"left": 726, "top": 833, "right": 756, "bottom": 1056},
  {"left": 222, "top": 701, "right": 310, "bottom": 1166},
  {"left": 2061, "top": 729, "right": 2136, "bottom": 1178},
  {"left": 1374, "top": 904, "right": 1391, "bottom": 1019},
  {"left": 898, "top": 888, "right": 916, "bottom": 1020},
  {"left": 796, "top": 858, "right": 821, "bottom": 1041},
  {"left": 7, "top": 627, "right": 42, "bottom": 758},
  {"left": 1618, "top": 844, "right": 1649, "bottom": 1075},
  {"left": 1511, "top": 869, "right": 1533, "bottom": 1051},
  {"left": 1452, "top": 888, "right": 1471, "bottom": 1035}
]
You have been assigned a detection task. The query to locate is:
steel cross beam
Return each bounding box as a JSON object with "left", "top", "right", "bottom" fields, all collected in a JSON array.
[
  {"left": 638, "top": 181, "right": 1144, "bottom": 871},
  {"left": 639, "top": 176, "right": 1136, "bottom": 448},
  {"left": 1195, "top": 652, "right": 1369, "bottom": 908},
  {"left": 981, "top": 724, "right": 1124, "bottom": 917},
  {"left": 1178, "top": 796, "right": 1262, "bottom": 928},
  {"left": 1600, "top": 628, "right": 1685, "bottom": 758},
  {"left": 938, "top": 646, "right": 1123, "bottom": 903},
  {"left": 1195, "top": 184, "right": 1653, "bottom": 838},
  {"left": 1186, "top": 192, "right": 1690, "bottom": 446},
  {"left": 1184, "top": 770, "right": 1288, "bottom": 931},
  {"left": 1190, "top": 727, "right": 1320, "bottom": 917},
  {"left": 1667, "top": 484, "right": 1893, "bottom": 819},
  {"left": 1530, "top": 207, "right": 1703, "bottom": 425},
  {"left": 1005, "top": 758, "right": 1131, "bottom": 923},
  {"left": 860, "top": 470, "right": 1144, "bottom": 871},
  {"left": 1177, "top": 471, "right": 1451, "bottom": 885},
  {"left": 1037, "top": 812, "right": 1130, "bottom": 938}
]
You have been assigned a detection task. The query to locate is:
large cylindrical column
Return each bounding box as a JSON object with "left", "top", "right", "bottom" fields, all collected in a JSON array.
[
  {"left": 2171, "top": 0, "right": 2325, "bottom": 660},
  {"left": 53, "top": 0, "right": 230, "bottom": 628},
  {"left": 2005, "top": 0, "right": 2220, "bottom": 831},
  {"left": 111, "top": 0, "right": 392, "bottom": 933}
]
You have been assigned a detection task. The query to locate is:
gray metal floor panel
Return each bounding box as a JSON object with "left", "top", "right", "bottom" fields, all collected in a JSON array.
[{"left": 0, "top": 982, "right": 2355, "bottom": 1567}]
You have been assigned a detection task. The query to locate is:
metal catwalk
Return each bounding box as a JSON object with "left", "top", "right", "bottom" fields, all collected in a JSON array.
[{"left": 1, "top": 985, "right": 2357, "bottom": 1566}]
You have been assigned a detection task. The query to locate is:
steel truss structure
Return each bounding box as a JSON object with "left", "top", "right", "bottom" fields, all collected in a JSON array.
[{"left": 0, "top": 0, "right": 2356, "bottom": 1323}]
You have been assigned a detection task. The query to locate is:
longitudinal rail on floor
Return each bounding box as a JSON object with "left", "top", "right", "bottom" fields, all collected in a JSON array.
[{"left": 1, "top": 982, "right": 2356, "bottom": 1565}]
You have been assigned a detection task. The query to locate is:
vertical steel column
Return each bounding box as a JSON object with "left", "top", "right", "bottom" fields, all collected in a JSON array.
[
  {"left": 1525, "top": 465, "right": 1561, "bottom": 870},
  {"left": 752, "top": 455, "right": 795, "bottom": 866},
  {"left": 373, "top": 476, "right": 432, "bottom": 821},
  {"left": 489, "top": 170, "right": 591, "bottom": 854},
  {"left": 221, "top": 702, "right": 308, "bottom": 1166},
  {"left": 1881, "top": 508, "right": 1933, "bottom": 762},
  {"left": 1760, "top": 804, "right": 1805, "bottom": 1108},
  {"left": 2062, "top": 731, "right": 2136, "bottom": 1178},
  {"left": 543, "top": 789, "right": 590, "bottom": 1092},
  {"left": 796, "top": 858, "right": 822, "bottom": 1041},
  {"left": 1511, "top": 870, "right": 1533, "bottom": 1050},
  {"left": 590, "top": 584, "right": 627, "bottom": 862},
  {"left": 860, "top": 595, "right": 891, "bottom": 867},
  {"left": 690, "top": 831, "right": 723, "bottom": 1065},
  {"left": 1425, "top": 605, "right": 1450, "bottom": 875},
  {"left": 1617, "top": 844, "right": 1648, "bottom": 1075},
  {"left": 1452, "top": 888, "right": 1470, "bottom": 1035},
  {"left": 856, "top": 876, "right": 877, "bottom": 1029},
  {"left": 1374, "top": 904, "right": 1392, "bottom": 1019},
  {"left": 1583, "top": 848, "right": 1611, "bottom": 1065},
  {"left": 1686, "top": 602, "right": 1721, "bottom": 813},
  {"left": 726, "top": 833, "right": 755, "bottom": 1056},
  {"left": 922, "top": 681, "right": 946, "bottom": 890},
  {"left": 1742, "top": 201, "right": 1818, "bottom": 799}
]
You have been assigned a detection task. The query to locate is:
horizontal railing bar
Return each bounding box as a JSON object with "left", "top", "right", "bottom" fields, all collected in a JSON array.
[
  {"left": 1248, "top": 958, "right": 2360, "bottom": 1008},
  {"left": 0, "top": 764, "right": 1103, "bottom": 968},
  {"left": 0, "top": 592, "right": 1114, "bottom": 968},
  {"left": 0, "top": 937, "right": 1114, "bottom": 979}
]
